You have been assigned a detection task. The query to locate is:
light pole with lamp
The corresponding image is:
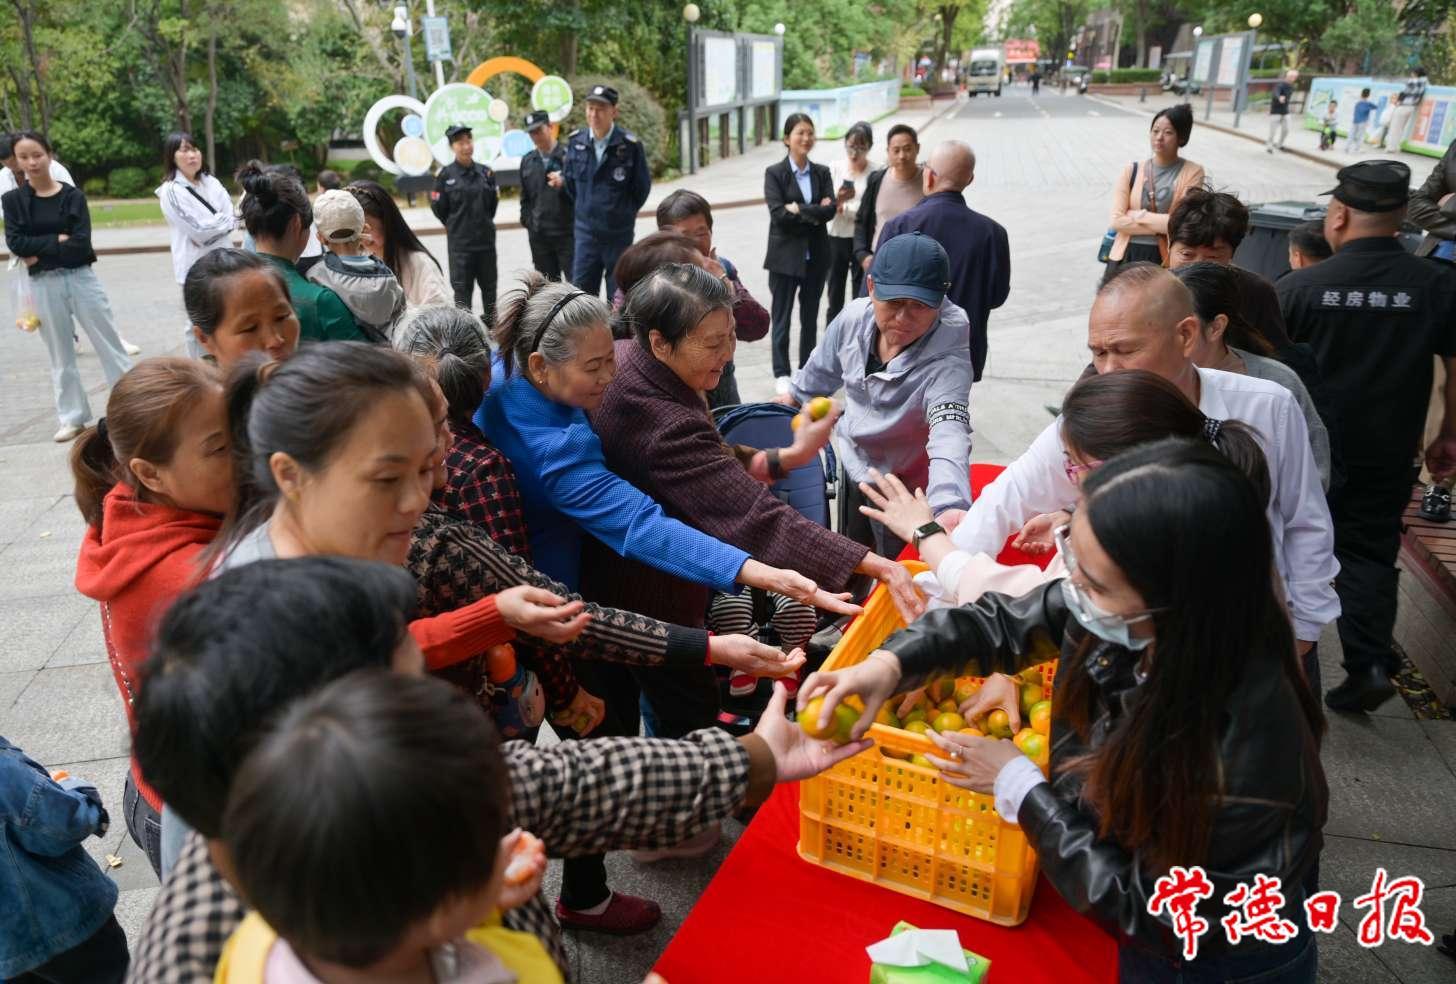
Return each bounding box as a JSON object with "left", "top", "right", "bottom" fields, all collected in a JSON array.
[
  {"left": 684, "top": 3, "right": 701, "bottom": 174},
  {"left": 1234, "top": 12, "right": 1262, "bottom": 128},
  {"left": 773, "top": 22, "right": 785, "bottom": 144},
  {"left": 391, "top": 5, "right": 419, "bottom": 101}
]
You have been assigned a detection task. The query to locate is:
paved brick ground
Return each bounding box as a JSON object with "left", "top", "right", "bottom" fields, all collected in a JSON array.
[{"left": 0, "top": 86, "right": 1451, "bottom": 983}]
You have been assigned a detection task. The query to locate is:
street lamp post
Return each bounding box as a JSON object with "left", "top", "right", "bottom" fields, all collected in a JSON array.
[
  {"left": 1235, "top": 12, "right": 1262, "bottom": 128},
  {"left": 392, "top": 5, "right": 418, "bottom": 101},
  {"left": 684, "top": 3, "right": 701, "bottom": 174}
]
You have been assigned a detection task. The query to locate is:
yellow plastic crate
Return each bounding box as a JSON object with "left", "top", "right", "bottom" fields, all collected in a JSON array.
[{"left": 797, "top": 560, "right": 1058, "bottom": 926}]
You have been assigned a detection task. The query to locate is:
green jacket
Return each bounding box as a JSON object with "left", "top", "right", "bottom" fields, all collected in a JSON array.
[{"left": 258, "top": 252, "right": 363, "bottom": 343}]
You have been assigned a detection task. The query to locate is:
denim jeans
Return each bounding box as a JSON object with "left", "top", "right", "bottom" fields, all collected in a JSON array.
[
  {"left": 1118, "top": 930, "right": 1316, "bottom": 983},
  {"left": 28, "top": 266, "right": 131, "bottom": 426},
  {"left": 122, "top": 777, "right": 163, "bottom": 879},
  {"left": 159, "top": 803, "right": 191, "bottom": 880}
]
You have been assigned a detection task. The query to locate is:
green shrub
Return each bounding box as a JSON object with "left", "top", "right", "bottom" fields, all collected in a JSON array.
[
  {"left": 107, "top": 166, "right": 151, "bottom": 199},
  {"left": 563, "top": 75, "right": 669, "bottom": 177},
  {"left": 1091, "top": 70, "right": 1110, "bottom": 83},
  {"left": 1092, "top": 68, "right": 1162, "bottom": 83},
  {"left": 900, "top": 83, "right": 929, "bottom": 98},
  {"left": 82, "top": 176, "right": 108, "bottom": 198},
  {"left": 350, "top": 159, "right": 383, "bottom": 183}
]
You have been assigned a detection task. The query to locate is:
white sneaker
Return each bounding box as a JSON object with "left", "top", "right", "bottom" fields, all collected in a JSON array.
[
  {"left": 774, "top": 376, "right": 792, "bottom": 396},
  {"left": 120, "top": 338, "right": 141, "bottom": 356},
  {"left": 629, "top": 823, "right": 722, "bottom": 863},
  {"left": 53, "top": 424, "right": 83, "bottom": 443}
]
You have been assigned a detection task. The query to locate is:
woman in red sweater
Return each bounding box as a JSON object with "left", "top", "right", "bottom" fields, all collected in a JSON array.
[{"left": 72, "top": 357, "right": 232, "bottom": 877}]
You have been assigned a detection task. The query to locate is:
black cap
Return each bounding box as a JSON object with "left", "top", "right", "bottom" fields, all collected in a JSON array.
[
  {"left": 1321, "top": 159, "right": 1411, "bottom": 213},
  {"left": 523, "top": 110, "right": 551, "bottom": 132},
  {"left": 445, "top": 124, "right": 473, "bottom": 143},
  {"left": 585, "top": 85, "right": 619, "bottom": 106}
]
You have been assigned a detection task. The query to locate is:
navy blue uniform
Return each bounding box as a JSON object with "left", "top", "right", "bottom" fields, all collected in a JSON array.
[{"left": 563, "top": 125, "right": 651, "bottom": 298}]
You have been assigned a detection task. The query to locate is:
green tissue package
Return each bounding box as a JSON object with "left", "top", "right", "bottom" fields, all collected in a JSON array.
[{"left": 866, "top": 921, "right": 990, "bottom": 984}]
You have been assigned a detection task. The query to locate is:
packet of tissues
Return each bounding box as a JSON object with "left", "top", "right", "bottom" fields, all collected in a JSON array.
[{"left": 866, "top": 922, "right": 989, "bottom": 984}]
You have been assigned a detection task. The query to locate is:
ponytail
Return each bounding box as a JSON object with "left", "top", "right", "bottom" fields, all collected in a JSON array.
[
  {"left": 69, "top": 358, "right": 224, "bottom": 535},
  {"left": 493, "top": 271, "right": 608, "bottom": 377}
]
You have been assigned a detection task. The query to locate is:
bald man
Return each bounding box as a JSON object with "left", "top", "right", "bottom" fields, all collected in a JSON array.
[
  {"left": 877, "top": 140, "right": 1009, "bottom": 381},
  {"left": 915, "top": 264, "right": 1339, "bottom": 664}
]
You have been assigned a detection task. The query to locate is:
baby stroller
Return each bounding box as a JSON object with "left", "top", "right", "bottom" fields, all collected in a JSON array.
[{"left": 707, "top": 402, "right": 839, "bottom": 733}]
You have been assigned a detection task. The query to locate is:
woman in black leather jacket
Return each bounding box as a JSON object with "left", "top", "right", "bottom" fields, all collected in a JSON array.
[{"left": 801, "top": 438, "right": 1328, "bottom": 983}]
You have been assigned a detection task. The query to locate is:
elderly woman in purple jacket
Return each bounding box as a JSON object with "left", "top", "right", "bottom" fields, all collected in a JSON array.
[{"left": 583, "top": 263, "right": 923, "bottom": 733}]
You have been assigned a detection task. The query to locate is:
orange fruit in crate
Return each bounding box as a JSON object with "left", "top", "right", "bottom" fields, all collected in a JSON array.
[
  {"left": 902, "top": 707, "right": 927, "bottom": 726},
  {"left": 953, "top": 677, "right": 980, "bottom": 704},
  {"left": 933, "top": 711, "right": 966, "bottom": 733},
  {"left": 1020, "top": 732, "right": 1049, "bottom": 763},
  {"left": 1019, "top": 681, "right": 1046, "bottom": 717},
  {"left": 909, "top": 754, "right": 934, "bottom": 768},
  {"left": 874, "top": 703, "right": 900, "bottom": 728},
  {"left": 927, "top": 675, "right": 956, "bottom": 703},
  {"left": 1028, "top": 700, "right": 1052, "bottom": 735},
  {"left": 1013, "top": 728, "right": 1036, "bottom": 751},
  {"left": 904, "top": 720, "right": 931, "bottom": 736},
  {"left": 938, "top": 698, "right": 960, "bottom": 714},
  {"left": 958, "top": 726, "right": 984, "bottom": 738},
  {"left": 986, "top": 709, "right": 1012, "bottom": 739}
]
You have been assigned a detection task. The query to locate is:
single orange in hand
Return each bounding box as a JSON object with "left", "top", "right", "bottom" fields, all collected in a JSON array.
[{"left": 1028, "top": 700, "right": 1052, "bottom": 736}]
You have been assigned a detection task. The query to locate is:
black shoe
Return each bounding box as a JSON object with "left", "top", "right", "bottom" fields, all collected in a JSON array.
[
  {"left": 1419, "top": 482, "right": 1452, "bottom": 522},
  {"left": 1324, "top": 666, "right": 1397, "bottom": 713}
]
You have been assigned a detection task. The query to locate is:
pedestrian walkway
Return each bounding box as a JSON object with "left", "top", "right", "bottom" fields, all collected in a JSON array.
[
  {"left": 3, "top": 100, "right": 962, "bottom": 259},
  {"left": 1088, "top": 91, "right": 1444, "bottom": 177}
]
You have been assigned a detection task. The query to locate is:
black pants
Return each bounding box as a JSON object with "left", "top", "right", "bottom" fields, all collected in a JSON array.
[
  {"left": 449, "top": 247, "right": 497, "bottom": 326},
  {"left": 1328, "top": 469, "right": 1415, "bottom": 675},
  {"left": 768, "top": 269, "right": 826, "bottom": 378},
  {"left": 12, "top": 915, "right": 128, "bottom": 984},
  {"left": 557, "top": 659, "right": 719, "bottom": 910},
  {"left": 838, "top": 466, "right": 907, "bottom": 560},
  {"left": 824, "top": 236, "right": 862, "bottom": 325},
  {"left": 528, "top": 231, "right": 574, "bottom": 282},
  {"left": 122, "top": 776, "right": 163, "bottom": 879}
]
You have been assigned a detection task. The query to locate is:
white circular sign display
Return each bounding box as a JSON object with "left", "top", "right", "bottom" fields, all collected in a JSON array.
[
  {"left": 500, "top": 129, "right": 534, "bottom": 157},
  {"left": 362, "top": 94, "right": 429, "bottom": 176},
  {"left": 393, "top": 136, "right": 435, "bottom": 176},
  {"left": 531, "top": 75, "right": 574, "bottom": 123},
  {"left": 401, "top": 114, "right": 425, "bottom": 138},
  {"left": 488, "top": 98, "right": 510, "bottom": 123}
]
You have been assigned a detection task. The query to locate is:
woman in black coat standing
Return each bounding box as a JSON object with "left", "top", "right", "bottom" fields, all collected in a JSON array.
[{"left": 763, "top": 112, "right": 835, "bottom": 393}]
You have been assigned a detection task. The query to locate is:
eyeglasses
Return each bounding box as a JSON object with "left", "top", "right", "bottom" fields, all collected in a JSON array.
[
  {"left": 1053, "top": 524, "right": 1166, "bottom": 628},
  {"left": 1062, "top": 455, "right": 1103, "bottom": 485}
]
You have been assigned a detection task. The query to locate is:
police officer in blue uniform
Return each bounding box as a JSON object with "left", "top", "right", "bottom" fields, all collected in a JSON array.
[
  {"left": 564, "top": 85, "right": 652, "bottom": 299},
  {"left": 431, "top": 123, "right": 500, "bottom": 324},
  {"left": 519, "top": 110, "right": 574, "bottom": 280},
  {"left": 1277, "top": 160, "right": 1456, "bottom": 712}
]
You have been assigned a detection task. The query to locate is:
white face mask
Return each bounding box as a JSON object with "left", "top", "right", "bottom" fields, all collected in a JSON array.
[{"left": 1054, "top": 524, "right": 1161, "bottom": 652}]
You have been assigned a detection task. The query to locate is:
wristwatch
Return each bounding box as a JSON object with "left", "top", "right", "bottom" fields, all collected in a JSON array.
[{"left": 911, "top": 521, "right": 945, "bottom": 551}]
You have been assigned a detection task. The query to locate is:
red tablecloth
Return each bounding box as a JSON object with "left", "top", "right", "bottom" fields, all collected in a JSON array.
[{"left": 654, "top": 784, "right": 1118, "bottom": 983}]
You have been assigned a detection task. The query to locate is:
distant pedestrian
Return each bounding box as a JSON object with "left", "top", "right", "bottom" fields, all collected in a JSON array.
[
  {"left": 307, "top": 189, "right": 405, "bottom": 342},
  {"left": 826, "top": 121, "right": 874, "bottom": 323},
  {"left": 1266, "top": 69, "right": 1299, "bottom": 153},
  {"left": 1384, "top": 67, "right": 1427, "bottom": 152},
  {"left": 564, "top": 84, "right": 652, "bottom": 300},
  {"left": 1030, "top": 68, "right": 1042, "bottom": 95},
  {"left": 0, "top": 737, "right": 129, "bottom": 984},
  {"left": 1, "top": 130, "right": 133, "bottom": 442},
  {"left": 655, "top": 190, "right": 771, "bottom": 408},
  {"left": 1277, "top": 160, "right": 1456, "bottom": 713},
  {"left": 1105, "top": 104, "right": 1204, "bottom": 280},
  {"left": 763, "top": 112, "right": 835, "bottom": 392},
  {"left": 1346, "top": 88, "right": 1378, "bottom": 153},
  {"left": 1319, "top": 99, "right": 1338, "bottom": 151},
  {"left": 315, "top": 169, "right": 343, "bottom": 192},
  {"left": 852, "top": 124, "right": 924, "bottom": 288},
  {"left": 156, "top": 131, "right": 234, "bottom": 356},
  {"left": 347, "top": 179, "right": 452, "bottom": 308},
  {"left": 519, "top": 110, "right": 574, "bottom": 281},
  {"left": 877, "top": 139, "right": 1009, "bottom": 381},
  {"left": 431, "top": 123, "right": 500, "bottom": 325},
  {"left": 235, "top": 159, "right": 363, "bottom": 343}
]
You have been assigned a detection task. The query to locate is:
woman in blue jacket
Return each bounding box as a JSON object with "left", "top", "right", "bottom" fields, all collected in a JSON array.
[
  {"left": 479, "top": 272, "right": 858, "bottom": 613},
  {"left": 1, "top": 737, "right": 128, "bottom": 983}
]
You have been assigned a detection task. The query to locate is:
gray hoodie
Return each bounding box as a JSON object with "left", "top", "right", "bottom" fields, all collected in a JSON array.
[
  {"left": 790, "top": 295, "right": 974, "bottom": 513},
  {"left": 305, "top": 252, "right": 405, "bottom": 342}
]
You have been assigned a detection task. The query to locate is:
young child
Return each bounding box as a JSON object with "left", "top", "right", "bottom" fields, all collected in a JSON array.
[
  {"left": 306, "top": 189, "right": 406, "bottom": 342},
  {"left": 1, "top": 737, "right": 129, "bottom": 984},
  {"left": 1347, "top": 88, "right": 1378, "bottom": 152},
  {"left": 1319, "top": 99, "right": 1339, "bottom": 150},
  {"left": 213, "top": 671, "right": 557, "bottom": 984}
]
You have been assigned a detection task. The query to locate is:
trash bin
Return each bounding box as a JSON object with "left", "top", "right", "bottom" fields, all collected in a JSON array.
[{"left": 1234, "top": 201, "right": 1324, "bottom": 282}]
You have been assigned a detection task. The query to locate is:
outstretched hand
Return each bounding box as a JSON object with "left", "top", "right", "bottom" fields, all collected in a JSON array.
[{"left": 756, "top": 682, "right": 872, "bottom": 782}]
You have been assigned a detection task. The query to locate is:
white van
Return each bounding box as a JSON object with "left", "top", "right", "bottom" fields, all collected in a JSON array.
[{"left": 966, "top": 46, "right": 1004, "bottom": 96}]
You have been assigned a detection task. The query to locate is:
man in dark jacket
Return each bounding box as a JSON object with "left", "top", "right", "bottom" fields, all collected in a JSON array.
[
  {"left": 564, "top": 85, "right": 652, "bottom": 299},
  {"left": 519, "top": 110, "right": 574, "bottom": 280},
  {"left": 877, "top": 140, "right": 1009, "bottom": 381},
  {"left": 1407, "top": 136, "right": 1456, "bottom": 261},
  {"left": 431, "top": 124, "right": 499, "bottom": 324}
]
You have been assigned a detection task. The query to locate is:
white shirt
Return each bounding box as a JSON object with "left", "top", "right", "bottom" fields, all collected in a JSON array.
[
  {"left": 828, "top": 158, "right": 874, "bottom": 238},
  {"left": 156, "top": 172, "right": 236, "bottom": 284},
  {"left": 941, "top": 366, "right": 1339, "bottom": 641},
  {"left": 0, "top": 160, "right": 74, "bottom": 196}
]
